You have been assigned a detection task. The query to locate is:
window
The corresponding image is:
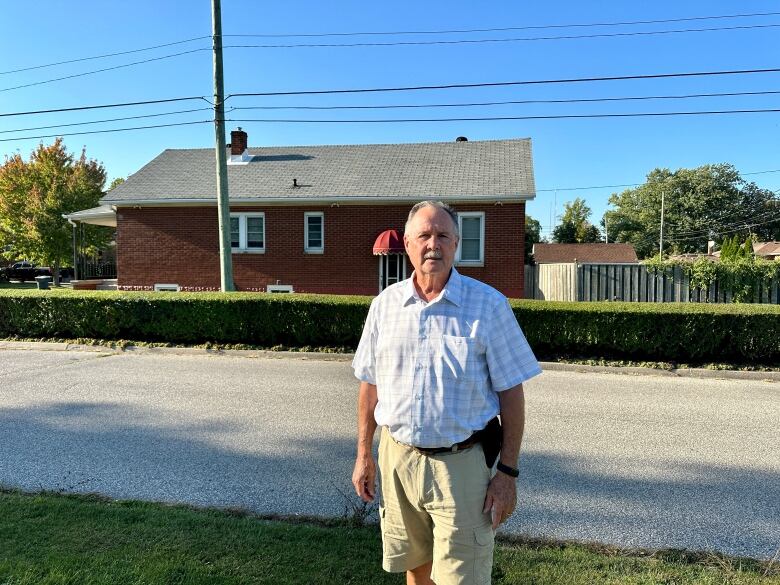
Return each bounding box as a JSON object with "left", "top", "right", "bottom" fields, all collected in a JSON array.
[
  {"left": 304, "top": 212, "right": 324, "bottom": 253},
  {"left": 154, "top": 283, "right": 180, "bottom": 292},
  {"left": 266, "top": 284, "right": 294, "bottom": 293},
  {"left": 230, "top": 213, "right": 265, "bottom": 252},
  {"left": 457, "top": 212, "right": 484, "bottom": 265}
]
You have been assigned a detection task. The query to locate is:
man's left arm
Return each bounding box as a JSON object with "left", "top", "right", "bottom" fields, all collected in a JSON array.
[{"left": 482, "top": 383, "right": 525, "bottom": 529}]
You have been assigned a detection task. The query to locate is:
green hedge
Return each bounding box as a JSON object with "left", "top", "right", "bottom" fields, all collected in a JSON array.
[
  {"left": 1, "top": 290, "right": 780, "bottom": 363},
  {"left": 512, "top": 299, "right": 780, "bottom": 363}
]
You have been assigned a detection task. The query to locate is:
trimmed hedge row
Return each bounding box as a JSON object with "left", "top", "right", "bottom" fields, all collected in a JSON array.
[{"left": 1, "top": 290, "right": 780, "bottom": 363}]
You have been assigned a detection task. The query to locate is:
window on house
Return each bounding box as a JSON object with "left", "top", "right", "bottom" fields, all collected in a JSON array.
[
  {"left": 230, "top": 213, "right": 265, "bottom": 252},
  {"left": 457, "top": 212, "right": 484, "bottom": 265},
  {"left": 304, "top": 212, "right": 324, "bottom": 253},
  {"left": 230, "top": 217, "right": 240, "bottom": 249}
]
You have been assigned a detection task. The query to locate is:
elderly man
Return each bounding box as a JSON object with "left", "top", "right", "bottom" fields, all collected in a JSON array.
[{"left": 351, "top": 201, "right": 541, "bottom": 585}]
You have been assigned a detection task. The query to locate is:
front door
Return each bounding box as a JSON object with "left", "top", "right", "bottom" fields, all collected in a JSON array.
[{"left": 379, "top": 254, "right": 407, "bottom": 292}]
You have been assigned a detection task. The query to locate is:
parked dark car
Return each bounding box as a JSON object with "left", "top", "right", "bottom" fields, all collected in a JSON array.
[{"left": 4, "top": 262, "right": 52, "bottom": 282}]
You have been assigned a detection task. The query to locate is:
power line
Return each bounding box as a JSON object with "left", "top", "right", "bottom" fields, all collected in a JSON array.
[
  {"left": 231, "top": 89, "right": 780, "bottom": 111},
  {"left": 224, "top": 23, "right": 780, "bottom": 49},
  {"left": 0, "top": 120, "right": 211, "bottom": 143},
  {"left": 537, "top": 169, "right": 780, "bottom": 193},
  {"left": 227, "top": 107, "right": 780, "bottom": 123},
  {"left": 223, "top": 11, "right": 780, "bottom": 37},
  {"left": 0, "top": 36, "right": 210, "bottom": 76},
  {"left": 4, "top": 11, "right": 778, "bottom": 78},
  {"left": 0, "top": 107, "right": 214, "bottom": 135},
  {"left": 228, "top": 67, "right": 780, "bottom": 97},
  {"left": 0, "top": 47, "right": 209, "bottom": 94},
  {"left": 0, "top": 96, "right": 209, "bottom": 119}
]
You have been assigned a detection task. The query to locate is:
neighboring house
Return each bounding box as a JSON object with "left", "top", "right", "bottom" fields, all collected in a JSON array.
[
  {"left": 528, "top": 243, "right": 638, "bottom": 301},
  {"left": 669, "top": 240, "right": 720, "bottom": 262},
  {"left": 66, "top": 130, "right": 537, "bottom": 297},
  {"left": 753, "top": 241, "right": 780, "bottom": 260},
  {"left": 531, "top": 243, "right": 639, "bottom": 264}
]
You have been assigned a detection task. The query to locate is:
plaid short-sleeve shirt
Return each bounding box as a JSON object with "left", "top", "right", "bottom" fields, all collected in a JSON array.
[{"left": 352, "top": 268, "right": 542, "bottom": 448}]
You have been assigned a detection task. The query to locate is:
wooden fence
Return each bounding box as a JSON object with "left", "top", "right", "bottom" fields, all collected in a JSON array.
[{"left": 524, "top": 263, "right": 780, "bottom": 303}]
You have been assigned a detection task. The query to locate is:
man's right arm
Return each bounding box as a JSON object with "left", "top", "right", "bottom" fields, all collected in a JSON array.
[{"left": 352, "top": 381, "right": 379, "bottom": 502}]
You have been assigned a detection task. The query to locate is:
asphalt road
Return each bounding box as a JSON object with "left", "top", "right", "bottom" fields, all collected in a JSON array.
[{"left": 0, "top": 347, "right": 777, "bottom": 559}]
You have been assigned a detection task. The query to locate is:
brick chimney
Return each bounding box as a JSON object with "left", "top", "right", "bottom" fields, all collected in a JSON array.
[{"left": 230, "top": 127, "right": 248, "bottom": 156}]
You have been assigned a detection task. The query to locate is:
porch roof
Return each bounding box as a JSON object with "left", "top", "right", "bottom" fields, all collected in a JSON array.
[{"left": 64, "top": 205, "right": 117, "bottom": 227}]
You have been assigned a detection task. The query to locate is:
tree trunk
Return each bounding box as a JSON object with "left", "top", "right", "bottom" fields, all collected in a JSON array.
[{"left": 52, "top": 261, "right": 60, "bottom": 287}]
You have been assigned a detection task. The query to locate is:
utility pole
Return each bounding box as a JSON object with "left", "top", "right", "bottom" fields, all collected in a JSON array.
[
  {"left": 212, "top": 0, "right": 234, "bottom": 291},
  {"left": 659, "top": 190, "right": 665, "bottom": 257},
  {"left": 604, "top": 212, "right": 609, "bottom": 244}
]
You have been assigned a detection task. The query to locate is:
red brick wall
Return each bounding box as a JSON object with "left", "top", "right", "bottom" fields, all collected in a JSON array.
[{"left": 115, "top": 202, "right": 527, "bottom": 298}]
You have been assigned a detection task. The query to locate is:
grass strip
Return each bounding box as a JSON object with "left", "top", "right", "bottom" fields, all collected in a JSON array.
[{"left": 0, "top": 490, "right": 776, "bottom": 585}]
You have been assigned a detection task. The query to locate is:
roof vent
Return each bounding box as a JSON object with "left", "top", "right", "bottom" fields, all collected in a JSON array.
[{"left": 455, "top": 136, "right": 468, "bottom": 142}]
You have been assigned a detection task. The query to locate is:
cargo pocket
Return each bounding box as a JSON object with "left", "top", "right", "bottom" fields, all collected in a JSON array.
[
  {"left": 435, "top": 525, "right": 494, "bottom": 585},
  {"left": 380, "top": 507, "right": 411, "bottom": 572},
  {"left": 473, "top": 525, "right": 494, "bottom": 585}
]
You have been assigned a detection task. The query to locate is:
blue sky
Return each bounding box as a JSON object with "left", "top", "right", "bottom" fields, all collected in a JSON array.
[{"left": 1, "top": 1, "right": 779, "bottom": 238}]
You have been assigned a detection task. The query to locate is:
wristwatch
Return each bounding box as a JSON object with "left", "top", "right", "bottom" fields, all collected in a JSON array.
[{"left": 496, "top": 461, "right": 520, "bottom": 478}]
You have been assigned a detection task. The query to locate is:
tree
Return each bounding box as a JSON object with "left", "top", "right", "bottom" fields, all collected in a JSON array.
[
  {"left": 552, "top": 197, "right": 602, "bottom": 243},
  {"left": 108, "top": 177, "right": 125, "bottom": 190},
  {"left": 0, "top": 139, "right": 107, "bottom": 284},
  {"left": 607, "top": 164, "right": 779, "bottom": 259},
  {"left": 524, "top": 215, "right": 542, "bottom": 264}
]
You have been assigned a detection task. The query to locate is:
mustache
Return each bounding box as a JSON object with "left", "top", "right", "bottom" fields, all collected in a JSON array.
[{"left": 424, "top": 251, "right": 442, "bottom": 260}]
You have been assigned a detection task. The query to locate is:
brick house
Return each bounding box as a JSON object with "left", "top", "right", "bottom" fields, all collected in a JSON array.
[{"left": 67, "top": 130, "right": 537, "bottom": 297}]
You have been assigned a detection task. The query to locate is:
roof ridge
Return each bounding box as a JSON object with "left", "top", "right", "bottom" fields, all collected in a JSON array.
[{"left": 162, "top": 137, "right": 532, "bottom": 152}]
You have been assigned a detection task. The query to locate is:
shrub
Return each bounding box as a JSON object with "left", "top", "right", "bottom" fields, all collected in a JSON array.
[{"left": 1, "top": 290, "right": 779, "bottom": 364}]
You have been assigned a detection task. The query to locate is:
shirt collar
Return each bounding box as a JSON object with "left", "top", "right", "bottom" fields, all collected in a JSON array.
[{"left": 401, "top": 267, "right": 462, "bottom": 307}]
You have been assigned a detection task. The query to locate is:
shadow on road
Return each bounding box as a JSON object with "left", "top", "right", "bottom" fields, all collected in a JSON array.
[{"left": 0, "top": 401, "right": 777, "bottom": 559}]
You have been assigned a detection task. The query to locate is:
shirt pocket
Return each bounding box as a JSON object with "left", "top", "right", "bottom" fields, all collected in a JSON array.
[{"left": 436, "top": 335, "right": 482, "bottom": 383}]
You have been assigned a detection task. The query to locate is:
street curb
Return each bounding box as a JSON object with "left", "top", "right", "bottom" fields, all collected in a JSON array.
[{"left": 1, "top": 340, "right": 778, "bottom": 381}]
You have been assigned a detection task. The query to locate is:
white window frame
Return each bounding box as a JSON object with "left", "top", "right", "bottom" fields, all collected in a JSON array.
[
  {"left": 230, "top": 212, "right": 265, "bottom": 253},
  {"left": 304, "top": 212, "right": 324, "bottom": 254},
  {"left": 154, "top": 283, "right": 180, "bottom": 292},
  {"left": 456, "top": 212, "right": 485, "bottom": 266},
  {"left": 266, "top": 284, "right": 294, "bottom": 293}
]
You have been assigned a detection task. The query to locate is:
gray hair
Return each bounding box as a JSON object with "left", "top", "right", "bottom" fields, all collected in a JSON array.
[{"left": 405, "top": 200, "right": 459, "bottom": 237}]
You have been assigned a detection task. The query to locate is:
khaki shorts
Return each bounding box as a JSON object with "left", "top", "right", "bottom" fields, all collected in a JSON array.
[{"left": 378, "top": 427, "right": 495, "bottom": 585}]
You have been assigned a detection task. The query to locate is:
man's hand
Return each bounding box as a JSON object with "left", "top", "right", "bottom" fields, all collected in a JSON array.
[
  {"left": 482, "top": 471, "right": 517, "bottom": 529},
  {"left": 352, "top": 454, "right": 377, "bottom": 502}
]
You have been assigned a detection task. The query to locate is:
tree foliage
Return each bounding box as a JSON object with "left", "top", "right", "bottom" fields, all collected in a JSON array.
[
  {"left": 0, "top": 139, "right": 107, "bottom": 281},
  {"left": 524, "top": 215, "right": 542, "bottom": 264},
  {"left": 607, "top": 164, "right": 779, "bottom": 259},
  {"left": 552, "top": 197, "right": 602, "bottom": 243}
]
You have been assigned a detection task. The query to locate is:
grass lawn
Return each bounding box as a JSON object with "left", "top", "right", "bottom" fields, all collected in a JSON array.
[
  {"left": 0, "top": 281, "right": 36, "bottom": 289},
  {"left": 0, "top": 490, "right": 776, "bottom": 585}
]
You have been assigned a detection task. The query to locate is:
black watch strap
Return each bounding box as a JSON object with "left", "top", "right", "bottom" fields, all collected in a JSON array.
[{"left": 496, "top": 461, "right": 520, "bottom": 478}]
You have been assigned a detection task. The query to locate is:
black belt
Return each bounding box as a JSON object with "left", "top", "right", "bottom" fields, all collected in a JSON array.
[{"left": 409, "top": 433, "right": 480, "bottom": 456}]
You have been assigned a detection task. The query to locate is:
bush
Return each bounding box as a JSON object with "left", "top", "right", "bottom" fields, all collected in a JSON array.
[
  {"left": 512, "top": 299, "right": 780, "bottom": 363},
  {"left": 0, "top": 290, "right": 371, "bottom": 348},
  {"left": 1, "top": 290, "right": 779, "bottom": 364}
]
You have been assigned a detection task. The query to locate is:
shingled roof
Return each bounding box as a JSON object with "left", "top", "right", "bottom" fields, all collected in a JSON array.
[
  {"left": 102, "top": 138, "right": 535, "bottom": 205},
  {"left": 532, "top": 243, "right": 639, "bottom": 264},
  {"left": 754, "top": 241, "right": 780, "bottom": 258}
]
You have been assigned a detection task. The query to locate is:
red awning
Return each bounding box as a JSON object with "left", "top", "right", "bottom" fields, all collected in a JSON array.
[{"left": 373, "top": 229, "right": 405, "bottom": 255}]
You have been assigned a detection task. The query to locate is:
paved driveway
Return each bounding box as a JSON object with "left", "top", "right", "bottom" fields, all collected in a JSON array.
[{"left": 0, "top": 347, "right": 777, "bottom": 559}]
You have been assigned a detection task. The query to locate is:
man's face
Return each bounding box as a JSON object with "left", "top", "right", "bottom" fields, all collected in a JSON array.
[{"left": 403, "top": 206, "right": 459, "bottom": 278}]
